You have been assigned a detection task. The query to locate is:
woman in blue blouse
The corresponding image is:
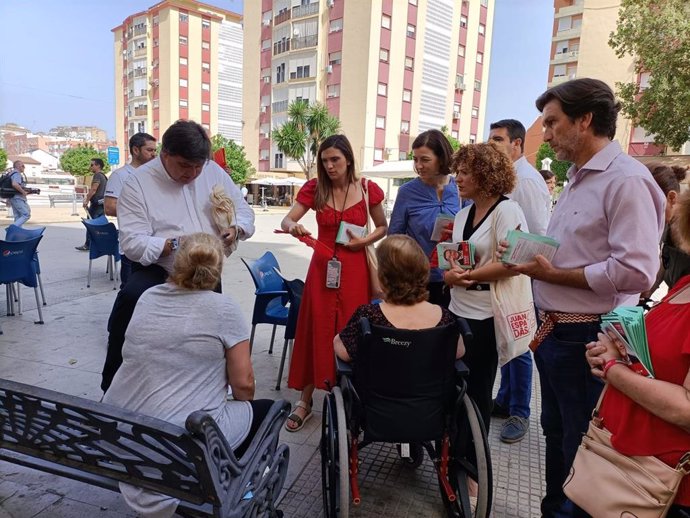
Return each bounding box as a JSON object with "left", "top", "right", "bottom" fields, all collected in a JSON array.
[{"left": 388, "top": 129, "right": 460, "bottom": 307}]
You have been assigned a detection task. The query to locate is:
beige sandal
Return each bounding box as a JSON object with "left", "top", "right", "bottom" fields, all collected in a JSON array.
[{"left": 285, "top": 400, "right": 313, "bottom": 432}]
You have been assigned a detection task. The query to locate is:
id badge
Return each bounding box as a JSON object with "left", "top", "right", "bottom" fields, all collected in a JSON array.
[{"left": 326, "top": 259, "right": 342, "bottom": 289}]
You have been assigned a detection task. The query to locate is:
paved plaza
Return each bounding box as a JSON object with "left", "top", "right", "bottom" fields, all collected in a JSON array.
[{"left": 0, "top": 205, "right": 546, "bottom": 517}]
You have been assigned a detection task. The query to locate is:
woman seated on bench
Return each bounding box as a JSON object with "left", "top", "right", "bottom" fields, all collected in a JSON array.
[
  {"left": 334, "top": 234, "right": 464, "bottom": 363},
  {"left": 103, "top": 232, "right": 272, "bottom": 518}
]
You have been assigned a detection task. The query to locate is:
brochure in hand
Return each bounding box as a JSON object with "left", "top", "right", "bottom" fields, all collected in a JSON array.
[
  {"left": 437, "top": 241, "right": 475, "bottom": 270},
  {"left": 500, "top": 229, "right": 560, "bottom": 266},
  {"left": 601, "top": 306, "right": 654, "bottom": 378},
  {"left": 431, "top": 214, "right": 455, "bottom": 242},
  {"left": 335, "top": 221, "right": 367, "bottom": 245}
]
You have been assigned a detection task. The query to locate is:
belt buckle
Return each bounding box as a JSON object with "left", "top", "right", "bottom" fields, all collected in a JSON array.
[{"left": 475, "top": 284, "right": 483, "bottom": 291}]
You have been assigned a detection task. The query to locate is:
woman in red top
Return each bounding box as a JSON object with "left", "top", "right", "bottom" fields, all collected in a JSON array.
[
  {"left": 281, "top": 134, "right": 387, "bottom": 432},
  {"left": 586, "top": 190, "right": 690, "bottom": 517}
]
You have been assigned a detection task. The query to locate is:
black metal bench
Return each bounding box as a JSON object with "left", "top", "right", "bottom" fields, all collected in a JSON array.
[
  {"left": 0, "top": 379, "right": 290, "bottom": 518},
  {"left": 48, "top": 193, "right": 78, "bottom": 207}
]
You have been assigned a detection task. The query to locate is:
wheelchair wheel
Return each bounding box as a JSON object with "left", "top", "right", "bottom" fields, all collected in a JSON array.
[
  {"left": 321, "top": 387, "right": 350, "bottom": 518},
  {"left": 442, "top": 394, "right": 492, "bottom": 518}
]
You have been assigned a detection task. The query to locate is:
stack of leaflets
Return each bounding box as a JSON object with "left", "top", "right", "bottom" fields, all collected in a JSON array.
[
  {"left": 431, "top": 214, "right": 455, "bottom": 242},
  {"left": 500, "top": 229, "right": 560, "bottom": 266},
  {"left": 335, "top": 221, "right": 367, "bottom": 245},
  {"left": 601, "top": 306, "right": 654, "bottom": 378},
  {"left": 437, "top": 241, "right": 475, "bottom": 270}
]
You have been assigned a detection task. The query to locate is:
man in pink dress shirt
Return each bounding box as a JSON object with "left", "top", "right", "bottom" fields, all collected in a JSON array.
[{"left": 510, "top": 78, "right": 665, "bottom": 518}]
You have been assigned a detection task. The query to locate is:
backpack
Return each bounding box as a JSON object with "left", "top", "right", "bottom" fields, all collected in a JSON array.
[{"left": 0, "top": 172, "right": 16, "bottom": 199}]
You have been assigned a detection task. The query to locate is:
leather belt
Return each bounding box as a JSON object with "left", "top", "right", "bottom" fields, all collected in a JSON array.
[
  {"left": 466, "top": 283, "right": 490, "bottom": 292},
  {"left": 529, "top": 310, "right": 601, "bottom": 352}
]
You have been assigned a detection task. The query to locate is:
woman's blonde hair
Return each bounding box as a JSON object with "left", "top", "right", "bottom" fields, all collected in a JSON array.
[
  {"left": 376, "top": 235, "right": 429, "bottom": 305},
  {"left": 169, "top": 233, "right": 223, "bottom": 290}
]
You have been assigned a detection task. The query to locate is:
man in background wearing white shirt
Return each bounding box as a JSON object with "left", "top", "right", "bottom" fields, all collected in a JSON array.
[
  {"left": 100, "top": 121, "right": 255, "bottom": 392},
  {"left": 104, "top": 132, "right": 157, "bottom": 287},
  {"left": 488, "top": 118, "right": 551, "bottom": 444}
]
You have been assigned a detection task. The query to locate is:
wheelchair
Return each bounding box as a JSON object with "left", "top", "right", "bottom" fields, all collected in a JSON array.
[{"left": 321, "top": 317, "right": 492, "bottom": 518}]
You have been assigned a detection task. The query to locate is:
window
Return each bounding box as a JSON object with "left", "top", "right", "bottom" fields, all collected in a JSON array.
[
  {"left": 375, "top": 116, "right": 386, "bottom": 129},
  {"left": 152, "top": 15, "right": 159, "bottom": 26},
  {"left": 476, "top": 52, "right": 483, "bottom": 64},
  {"left": 471, "top": 106, "right": 478, "bottom": 118},
  {"left": 399, "top": 151, "right": 408, "bottom": 160},
  {"left": 407, "top": 24, "right": 416, "bottom": 38},
  {"left": 377, "top": 82, "right": 387, "bottom": 96},
  {"left": 179, "top": 57, "right": 188, "bottom": 66},
  {"left": 405, "top": 56, "right": 414, "bottom": 69},
  {"left": 202, "top": 19, "right": 211, "bottom": 29},
  {"left": 479, "top": 24, "right": 486, "bottom": 36},
  {"left": 261, "top": 39, "right": 270, "bottom": 50},
  {"left": 202, "top": 83, "right": 210, "bottom": 91},
  {"left": 458, "top": 44, "right": 465, "bottom": 57},
  {"left": 276, "top": 63, "right": 286, "bottom": 83},
  {"left": 179, "top": 36, "right": 188, "bottom": 45},
  {"left": 329, "top": 18, "right": 343, "bottom": 32},
  {"left": 379, "top": 48, "right": 389, "bottom": 62},
  {"left": 329, "top": 51, "right": 342, "bottom": 66},
  {"left": 553, "top": 64, "right": 566, "bottom": 77},
  {"left": 480, "top": 0, "right": 488, "bottom": 5},
  {"left": 558, "top": 16, "right": 571, "bottom": 32},
  {"left": 327, "top": 84, "right": 340, "bottom": 98},
  {"left": 470, "top": 134, "right": 477, "bottom": 144},
  {"left": 460, "top": 15, "right": 467, "bottom": 28},
  {"left": 290, "top": 65, "right": 311, "bottom": 79},
  {"left": 274, "top": 153, "right": 284, "bottom": 168},
  {"left": 409, "top": 0, "right": 417, "bottom": 4},
  {"left": 260, "top": 149, "right": 269, "bottom": 161},
  {"left": 153, "top": 38, "right": 159, "bottom": 47},
  {"left": 381, "top": 14, "right": 391, "bottom": 29},
  {"left": 403, "top": 89, "right": 412, "bottom": 102},
  {"left": 474, "top": 79, "right": 481, "bottom": 91},
  {"left": 179, "top": 78, "right": 188, "bottom": 87},
  {"left": 262, "top": 68, "right": 271, "bottom": 83},
  {"left": 202, "top": 103, "right": 210, "bottom": 111},
  {"left": 401, "top": 120, "right": 410, "bottom": 134},
  {"left": 202, "top": 41, "right": 210, "bottom": 50},
  {"left": 374, "top": 148, "right": 384, "bottom": 161},
  {"left": 179, "top": 12, "right": 188, "bottom": 23},
  {"left": 153, "top": 99, "right": 159, "bottom": 108},
  {"left": 180, "top": 99, "right": 188, "bottom": 107},
  {"left": 451, "top": 130, "right": 459, "bottom": 139}
]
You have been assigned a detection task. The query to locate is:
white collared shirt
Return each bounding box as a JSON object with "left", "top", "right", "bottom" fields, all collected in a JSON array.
[
  {"left": 118, "top": 157, "right": 255, "bottom": 272},
  {"left": 508, "top": 156, "right": 551, "bottom": 236},
  {"left": 104, "top": 163, "right": 136, "bottom": 199}
]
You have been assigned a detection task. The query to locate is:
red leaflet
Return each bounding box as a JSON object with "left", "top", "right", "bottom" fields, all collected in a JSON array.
[{"left": 274, "top": 230, "right": 334, "bottom": 259}]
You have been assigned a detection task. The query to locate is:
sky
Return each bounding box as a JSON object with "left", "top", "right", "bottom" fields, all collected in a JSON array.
[{"left": 0, "top": 0, "right": 552, "bottom": 141}]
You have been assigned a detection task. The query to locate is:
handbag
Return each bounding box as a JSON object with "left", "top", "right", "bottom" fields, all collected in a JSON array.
[
  {"left": 489, "top": 212, "right": 536, "bottom": 367},
  {"left": 563, "top": 385, "right": 690, "bottom": 517},
  {"left": 362, "top": 178, "right": 383, "bottom": 298}
]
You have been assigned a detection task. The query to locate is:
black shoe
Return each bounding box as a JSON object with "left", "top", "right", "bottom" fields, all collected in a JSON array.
[
  {"left": 491, "top": 398, "right": 510, "bottom": 419},
  {"left": 500, "top": 416, "right": 528, "bottom": 443},
  {"left": 75, "top": 245, "right": 89, "bottom": 251}
]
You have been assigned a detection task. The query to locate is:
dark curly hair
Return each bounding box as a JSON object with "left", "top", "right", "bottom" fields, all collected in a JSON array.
[
  {"left": 376, "top": 235, "right": 429, "bottom": 305},
  {"left": 451, "top": 142, "right": 516, "bottom": 198}
]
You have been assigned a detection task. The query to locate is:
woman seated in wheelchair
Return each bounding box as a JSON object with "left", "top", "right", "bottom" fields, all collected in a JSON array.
[
  {"left": 334, "top": 234, "right": 464, "bottom": 362},
  {"left": 104, "top": 233, "right": 273, "bottom": 518}
]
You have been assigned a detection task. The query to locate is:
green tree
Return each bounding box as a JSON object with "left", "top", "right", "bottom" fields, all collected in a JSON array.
[
  {"left": 535, "top": 142, "right": 571, "bottom": 183},
  {"left": 210, "top": 134, "right": 255, "bottom": 185},
  {"left": 272, "top": 100, "right": 340, "bottom": 179},
  {"left": 0, "top": 148, "right": 7, "bottom": 171},
  {"left": 59, "top": 146, "right": 110, "bottom": 176},
  {"left": 609, "top": 0, "right": 690, "bottom": 150},
  {"left": 440, "top": 125, "right": 461, "bottom": 152}
]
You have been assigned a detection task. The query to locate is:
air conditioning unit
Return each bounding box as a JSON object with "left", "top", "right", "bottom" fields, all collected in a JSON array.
[
  {"left": 261, "top": 106, "right": 267, "bottom": 113},
  {"left": 263, "top": 19, "right": 271, "bottom": 27},
  {"left": 327, "top": 0, "right": 335, "bottom": 7},
  {"left": 455, "top": 81, "right": 466, "bottom": 91},
  {"left": 326, "top": 64, "right": 333, "bottom": 74},
  {"left": 453, "top": 110, "right": 460, "bottom": 119}
]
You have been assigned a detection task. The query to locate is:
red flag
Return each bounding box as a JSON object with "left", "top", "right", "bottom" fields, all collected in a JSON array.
[{"left": 213, "top": 148, "right": 227, "bottom": 170}]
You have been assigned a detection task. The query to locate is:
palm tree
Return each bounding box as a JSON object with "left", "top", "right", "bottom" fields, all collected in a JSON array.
[{"left": 272, "top": 100, "right": 340, "bottom": 179}]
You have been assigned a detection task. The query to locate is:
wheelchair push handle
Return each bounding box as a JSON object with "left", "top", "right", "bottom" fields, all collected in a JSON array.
[{"left": 456, "top": 317, "right": 473, "bottom": 342}]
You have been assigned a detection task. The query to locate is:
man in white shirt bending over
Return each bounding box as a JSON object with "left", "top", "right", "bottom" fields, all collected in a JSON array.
[
  {"left": 104, "top": 132, "right": 157, "bottom": 287},
  {"left": 488, "top": 118, "right": 551, "bottom": 444},
  {"left": 101, "top": 120, "right": 255, "bottom": 392}
]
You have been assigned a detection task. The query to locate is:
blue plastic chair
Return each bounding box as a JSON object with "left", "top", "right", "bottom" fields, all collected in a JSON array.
[
  {"left": 241, "top": 252, "right": 289, "bottom": 355},
  {"left": 273, "top": 268, "right": 304, "bottom": 390},
  {"left": 0, "top": 236, "right": 44, "bottom": 324},
  {"left": 5, "top": 225, "right": 47, "bottom": 306},
  {"left": 82, "top": 219, "right": 121, "bottom": 289}
]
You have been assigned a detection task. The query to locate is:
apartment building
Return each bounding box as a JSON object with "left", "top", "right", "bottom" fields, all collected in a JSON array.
[
  {"left": 113, "top": 0, "right": 243, "bottom": 163},
  {"left": 547, "top": 0, "right": 668, "bottom": 157},
  {"left": 243, "top": 0, "right": 495, "bottom": 174}
]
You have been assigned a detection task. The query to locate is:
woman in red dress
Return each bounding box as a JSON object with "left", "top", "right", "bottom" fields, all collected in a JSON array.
[
  {"left": 585, "top": 190, "right": 690, "bottom": 517},
  {"left": 281, "top": 134, "right": 387, "bottom": 431}
]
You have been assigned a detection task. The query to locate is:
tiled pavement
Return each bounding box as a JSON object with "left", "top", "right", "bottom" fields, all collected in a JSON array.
[{"left": 1, "top": 209, "right": 549, "bottom": 517}]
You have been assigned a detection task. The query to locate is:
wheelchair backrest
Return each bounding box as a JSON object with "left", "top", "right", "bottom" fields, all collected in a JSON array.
[{"left": 356, "top": 317, "right": 460, "bottom": 443}]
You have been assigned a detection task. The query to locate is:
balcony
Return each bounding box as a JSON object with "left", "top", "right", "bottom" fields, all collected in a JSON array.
[
  {"left": 134, "top": 68, "right": 147, "bottom": 77},
  {"left": 548, "top": 73, "right": 577, "bottom": 87},
  {"left": 550, "top": 50, "right": 579, "bottom": 65},
  {"left": 272, "top": 99, "right": 289, "bottom": 113},
  {"left": 133, "top": 26, "right": 147, "bottom": 37},
  {"left": 553, "top": 26, "right": 581, "bottom": 41},
  {"left": 273, "top": 38, "right": 291, "bottom": 56},
  {"left": 134, "top": 106, "right": 148, "bottom": 117},
  {"left": 134, "top": 47, "right": 147, "bottom": 57},
  {"left": 292, "top": 2, "right": 319, "bottom": 18},
  {"left": 291, "top": 34, "right": 318, "bottom": 51},
  {"left": 274, "top": 10, "right": 291, "bottom": 25},
  {"left": 555, "top": 3, "right": 584, "bottom": 17}
]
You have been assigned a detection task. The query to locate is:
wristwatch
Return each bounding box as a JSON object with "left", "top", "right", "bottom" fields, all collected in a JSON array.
[{"left": 169, "top": 237, "right": 180, "bottom": 251}]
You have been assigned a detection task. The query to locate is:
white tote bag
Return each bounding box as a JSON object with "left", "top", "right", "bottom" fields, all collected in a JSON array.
[{"left": 489, "top": 213, "right": 537, "bottom": 367}]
